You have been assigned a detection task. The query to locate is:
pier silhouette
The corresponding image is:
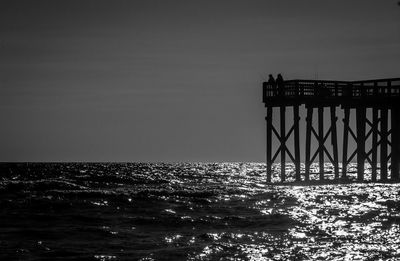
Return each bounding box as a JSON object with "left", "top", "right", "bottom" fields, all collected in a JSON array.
[{"left": 262, "top": 77, "right": 400, "bottom": 183}]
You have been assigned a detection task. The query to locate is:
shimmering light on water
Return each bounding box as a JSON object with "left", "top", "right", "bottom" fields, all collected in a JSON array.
[{"left": 0, "top": 163, "right": 399, "bottom": 260}]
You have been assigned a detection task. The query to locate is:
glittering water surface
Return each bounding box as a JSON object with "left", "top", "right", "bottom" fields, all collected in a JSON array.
[{"left": 0, "top": 163, "right": 399, "bottom": 260}]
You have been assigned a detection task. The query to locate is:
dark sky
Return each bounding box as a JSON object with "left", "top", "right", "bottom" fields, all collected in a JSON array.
[{"left": 1, "top": 0, "right": 399, "bottom": 162}]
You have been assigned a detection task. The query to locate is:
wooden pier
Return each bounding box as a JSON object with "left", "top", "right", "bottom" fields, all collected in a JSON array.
[{"left": 262, "top": 78, "right": 400, "bottom": 182}]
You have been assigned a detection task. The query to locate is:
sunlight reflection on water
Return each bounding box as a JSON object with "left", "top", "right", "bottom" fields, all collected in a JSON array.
[{"left": 0, "top": 162, "right": 399, "bottom": 260}]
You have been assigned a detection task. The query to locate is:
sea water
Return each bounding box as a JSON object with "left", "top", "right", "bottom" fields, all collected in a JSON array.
[{"left": 0, "top": 163, "right": 399, "bottom": 260}]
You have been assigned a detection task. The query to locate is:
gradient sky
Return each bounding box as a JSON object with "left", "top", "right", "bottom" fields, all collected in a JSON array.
[{"left": 1, "top": 0, "right": 399, "bottom": 162}]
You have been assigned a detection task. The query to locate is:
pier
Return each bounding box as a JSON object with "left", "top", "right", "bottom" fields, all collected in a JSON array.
[{"left": 262, "top": 78, "right": 400, "bottom": 182}]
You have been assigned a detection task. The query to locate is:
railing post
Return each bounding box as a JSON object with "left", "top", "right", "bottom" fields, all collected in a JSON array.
[
  {"left": 360, "top": 82, "right": 365, "bottom": 96},
  {"left": 374, "top": 82, "right": 378, "bottom": 96},
  {"left": 335, "top": 82, "right": 338, "bottom": 97}
]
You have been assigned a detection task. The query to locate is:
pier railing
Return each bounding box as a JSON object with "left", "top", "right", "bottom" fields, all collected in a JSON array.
[{"left": 263, "top": 78, "right": 400, "bottom": 104}]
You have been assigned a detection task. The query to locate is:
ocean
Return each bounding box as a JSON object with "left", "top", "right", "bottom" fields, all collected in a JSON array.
[{"left": 0, "top": 162, "right": 399, "bottom": 260}]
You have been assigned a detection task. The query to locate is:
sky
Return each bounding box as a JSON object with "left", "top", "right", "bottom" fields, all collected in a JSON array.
[{"left": 1, "top": 0, "right": 399, "bottom": 162}]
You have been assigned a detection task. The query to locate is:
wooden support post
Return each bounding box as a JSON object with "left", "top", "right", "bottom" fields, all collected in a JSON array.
[
  {"left": 294, "top": 105, "right": 301, "bottom": 181},
  {"left": 372, "top": 108, "right": 378, "bottom": 181},
  {"left": 305, "top": 107, "right": 313, "bottom": 181},
  {"left": 318, "top": 107, "right": 324, "bottom": 180},
  {"left": 356, "top": 107, "right": 366, "bottom": 181},
  {"left": 330, "top": 106, "right": 339, "bottom": 179},
  {"left": 381, "top": 108, "right": 388, "bottom": 181},
  {"left": 342, "top": 108, "right": 350, "bottom": 179},
  {"left": 280, "top": 106, "right": 286, "bottom": 182},
  {"left": 266, "top": 107, "right": 273, "bottom": 183},
  {"left": 391, "top": 106, "right": 400, "bottom": 181}
]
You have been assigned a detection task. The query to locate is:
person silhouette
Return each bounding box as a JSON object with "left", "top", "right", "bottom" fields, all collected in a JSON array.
[
  {"left": 267, "top": 74, "right": 277, "bottom": 95},
  {"left": 276, "top": 74, "right": 284, "bottom": 96}
]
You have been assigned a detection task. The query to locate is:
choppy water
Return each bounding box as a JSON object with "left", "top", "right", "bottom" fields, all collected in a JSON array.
[{"left": 0, "top": 163, "right": 399, "bottom": 260}]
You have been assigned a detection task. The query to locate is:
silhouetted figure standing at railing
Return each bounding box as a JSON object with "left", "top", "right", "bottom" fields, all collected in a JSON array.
[
  {"left": 276, "top": 74, "right": 284, "bottom": 96},
  {"left": 267, "top": 74, "right": 277, "bottom": 96}
]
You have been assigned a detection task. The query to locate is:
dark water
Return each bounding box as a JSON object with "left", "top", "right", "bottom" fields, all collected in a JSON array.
[{"left": 0, "top": 163, "right": 399, "bottom": 260}]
